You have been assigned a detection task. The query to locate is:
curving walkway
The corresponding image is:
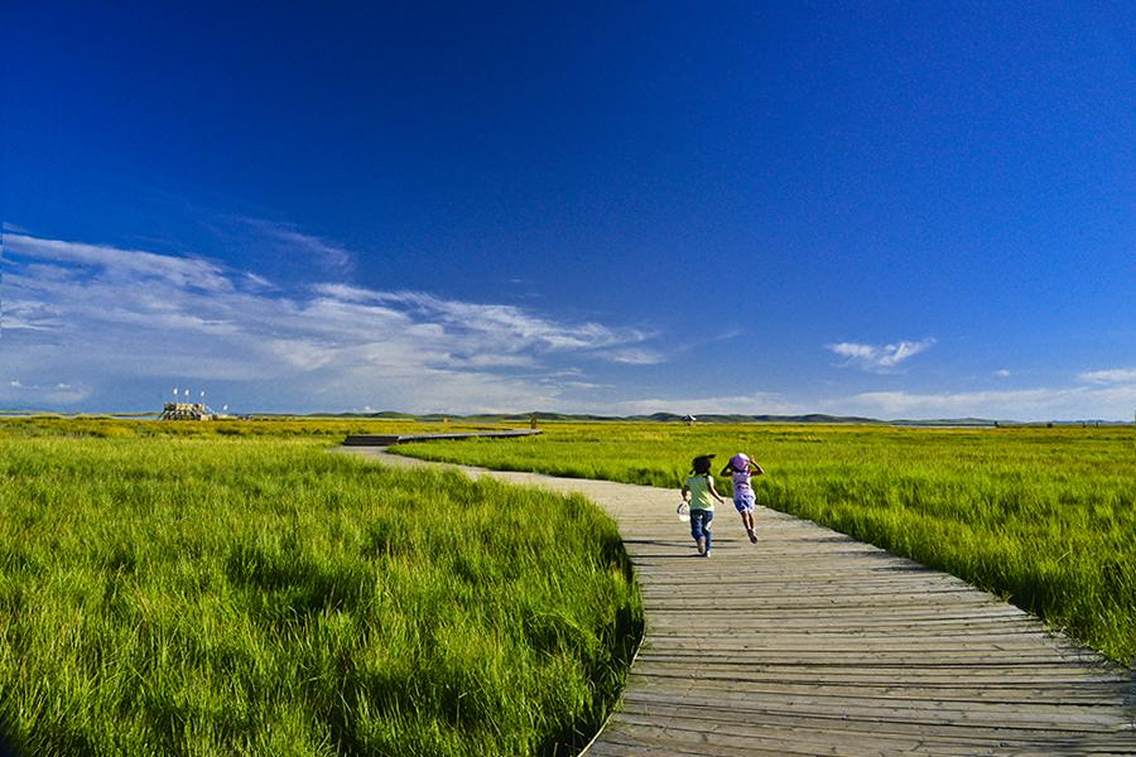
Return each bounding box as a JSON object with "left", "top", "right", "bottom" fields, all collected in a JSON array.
[{"left": 343, "top": 447, "right": 1136, "bottom": 755}]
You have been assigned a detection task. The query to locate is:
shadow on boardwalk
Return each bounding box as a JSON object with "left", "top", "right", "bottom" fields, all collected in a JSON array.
[{"left": 343, "top": 447, "right": 1136, "bottom": 756}]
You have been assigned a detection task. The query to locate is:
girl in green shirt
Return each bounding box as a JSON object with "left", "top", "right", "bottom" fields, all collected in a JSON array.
[{"left": 681, "top": 454, "right": 725, "bottom": 557}]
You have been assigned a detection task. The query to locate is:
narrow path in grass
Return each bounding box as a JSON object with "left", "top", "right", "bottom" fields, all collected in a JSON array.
[{"left": 343, "top": 447, "right": 1136, "bottom": 755}]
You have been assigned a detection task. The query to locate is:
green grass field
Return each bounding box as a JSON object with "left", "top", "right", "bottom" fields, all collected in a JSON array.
[
  {"left": 396, "top": 422, "right": 1136, "bottom": 664},
  {"left": 0, "top": 414, "right": 503, "bottom": 439},
  {"left": 0, "top": 419, "right": 641, "bottom": 755}
]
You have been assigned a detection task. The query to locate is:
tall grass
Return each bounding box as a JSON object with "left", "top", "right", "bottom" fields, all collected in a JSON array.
[
  {"left": 0, "top": 429, "right": 641, "bottom": 755},
  {"left": 397, "top": 422, "right": 1136, "bottom": 664},
  {"left": 0, "top": 415, "right": 503, "bottom": 439}
]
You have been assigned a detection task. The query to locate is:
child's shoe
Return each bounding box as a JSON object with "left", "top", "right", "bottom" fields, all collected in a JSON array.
[
  {"left": 696, "top": 537, "right": 706, "bottom": 556},
  {"left": 747, "top": 529, "right": 758, "bottom": 544}
]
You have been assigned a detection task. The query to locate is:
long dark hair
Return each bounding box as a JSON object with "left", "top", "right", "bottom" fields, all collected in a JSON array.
[{"left": 690, "top": 454, "right": 714, "bottom": 475}]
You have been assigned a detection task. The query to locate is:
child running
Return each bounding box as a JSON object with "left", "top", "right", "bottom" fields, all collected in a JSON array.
[
  {"left": 721, "top": 452, "right": 764, "bottom": 543},
  {"left": 681, "top": 454, "right": 725, "bottom": 557}
]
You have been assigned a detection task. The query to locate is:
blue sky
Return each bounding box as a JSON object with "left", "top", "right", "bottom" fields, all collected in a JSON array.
[{"left": 4, "top": 2, "right": 1134, "bottom": 419}]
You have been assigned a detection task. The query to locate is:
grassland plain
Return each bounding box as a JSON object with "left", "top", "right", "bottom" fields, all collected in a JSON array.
[
  {"left": 0, "top": 414, "right": 502, "bottom": 439},
  {"left": 0, "top": 419, "right": 642, "bottom": 756},
  {"left": 396, "top": 422, "right": 1136, "bottom": 665}
]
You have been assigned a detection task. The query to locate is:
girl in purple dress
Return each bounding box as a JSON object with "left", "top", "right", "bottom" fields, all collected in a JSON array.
[{"left": 721, "top": 452, "right": 764, "bottom": 543}]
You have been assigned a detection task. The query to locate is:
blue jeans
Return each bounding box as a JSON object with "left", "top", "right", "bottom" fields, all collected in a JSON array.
[{"left": 689, "top": 508, "right": 713, "bottom": 552}]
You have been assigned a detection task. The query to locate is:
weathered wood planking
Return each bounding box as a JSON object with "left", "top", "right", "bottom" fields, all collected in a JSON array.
[
  {"left": 342, "top": 428, "right": 541, "bottom": 446},
  {"left": 342, "top": 447, "right": 1136, "bottom": 755}
]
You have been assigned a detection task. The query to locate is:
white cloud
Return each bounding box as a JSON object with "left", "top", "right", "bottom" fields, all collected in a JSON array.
[
  {"left": 2, "top": 379, "right": 90, "bottom": 405},
  {"left": 2, "top": 232, "right": 657, "bottom": 413},
  {"left": 451, "top": 354, "right": 537, "bottom": 369},
  {"left": 310, "top": 283, "right": 376, "bottom": 302},
  {"left": 547, "top": 380, "right": 611, "bottom": 391},
  {"left": 603, "top": 348, "right": 666, "bottom": 365},
  {"left": 1078, "top": 368, "right": 1136, "bottom": 384},
  {"left": 1, "top": 297, "right": 64, "bottom": 332},
  {"left": 7, "top": 230, "right": 1132, "bottom": 420},
  {"left": 994, "top": 369, "right": 1012, "bottom": 378},
  {"left": 558, "top": 382, "right": 1136, "bottom": 421},
  {"left": 839, "top": 385, "right": 1136, "bottom": 420},
  {"left": 828, "top": 338, "right": 935, "bottom": 372},
  {"left": 601, "top": 392, "right": 806, "bottom": 417},
  {"left": 598, "top": 379, "right": 1136, "bottom": 422}
]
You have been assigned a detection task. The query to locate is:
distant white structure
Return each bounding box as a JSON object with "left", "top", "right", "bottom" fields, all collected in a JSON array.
[
  {"left": 684, "top": 414, "right": 696, "bottom": 426},
  {"left": 160, "top": 386, "right": 234, "bottom": 420},
  {"left": 160, "top": 402, "right": 214, "bottom": 421}
]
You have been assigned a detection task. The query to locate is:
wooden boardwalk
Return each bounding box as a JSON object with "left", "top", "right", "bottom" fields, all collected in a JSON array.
[
  {"left": 343, "top": 448, "right": 1136, "bottom": 755},
  {"left": 342, "top": 429, "right": 541, "bottom": 446}
]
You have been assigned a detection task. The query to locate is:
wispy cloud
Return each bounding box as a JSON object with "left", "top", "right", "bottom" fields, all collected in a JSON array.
[
  {"left": 993, "top": 369, "right": 1012, "bottom": 378},
  {"left": 828, "top": 338, "right": 936, "bottom": 373},
  {"left": 5, "top": 233, "right": 233, "bottom": 291},
  {"left": 838, "top": 384, "right": 1136, "bottom": 420},
  {"left": 1078, "top": 368, "right": 1136, "bottom": 384},
  {"left": 236, "top": 217, "right": 353, "bottom": 274},
  {"left": 2, "top": 232, "right": 657, "bottom": 413},
  {"left": 363, "top": 289, "right": 653, "bottom": 355}
]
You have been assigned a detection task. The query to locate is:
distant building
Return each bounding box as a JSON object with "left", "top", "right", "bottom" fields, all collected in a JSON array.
[
  {"left": 684, "top": 414, "right": 696, "bottom": 426},
  {"left": 160, "top": 402, "right": 214, "bottom": 421}
]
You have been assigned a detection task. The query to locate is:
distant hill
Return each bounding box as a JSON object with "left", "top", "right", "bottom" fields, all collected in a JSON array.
[
  {"left": 5, "top": 409, "right": 1128, "bottom": 426},
  {"left": 303, "top": 410, "right": 1013, "bottom": 426},
  {"left": 891, "top": 417, "right": 997, "bottom": 427},
  {"left": 240, "top": 409, "right": 1136, "bottom": 427},
  {"left": 626, "top": 412, "right": 884, "bottom": 424}
]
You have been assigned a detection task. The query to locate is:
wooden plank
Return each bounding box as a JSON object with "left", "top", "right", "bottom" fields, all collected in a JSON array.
[
  {"left": 619, "top": 690, "right": 1132, "bottom": 729},
  {"left": 605, "top": 717, "right": 1087, "bottom": 755},
  {"left": 627, "top": 676, "right": 1132, "bottom": 705},
  {"left": 343, "top": 447, "right": 1136, "bottom": 754},
  {"left": 633, "top": 666, "right": 1126, "bottom": 688},
  {"left": 604, "top": 713, "right": 1121, "bottom": 754}
]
